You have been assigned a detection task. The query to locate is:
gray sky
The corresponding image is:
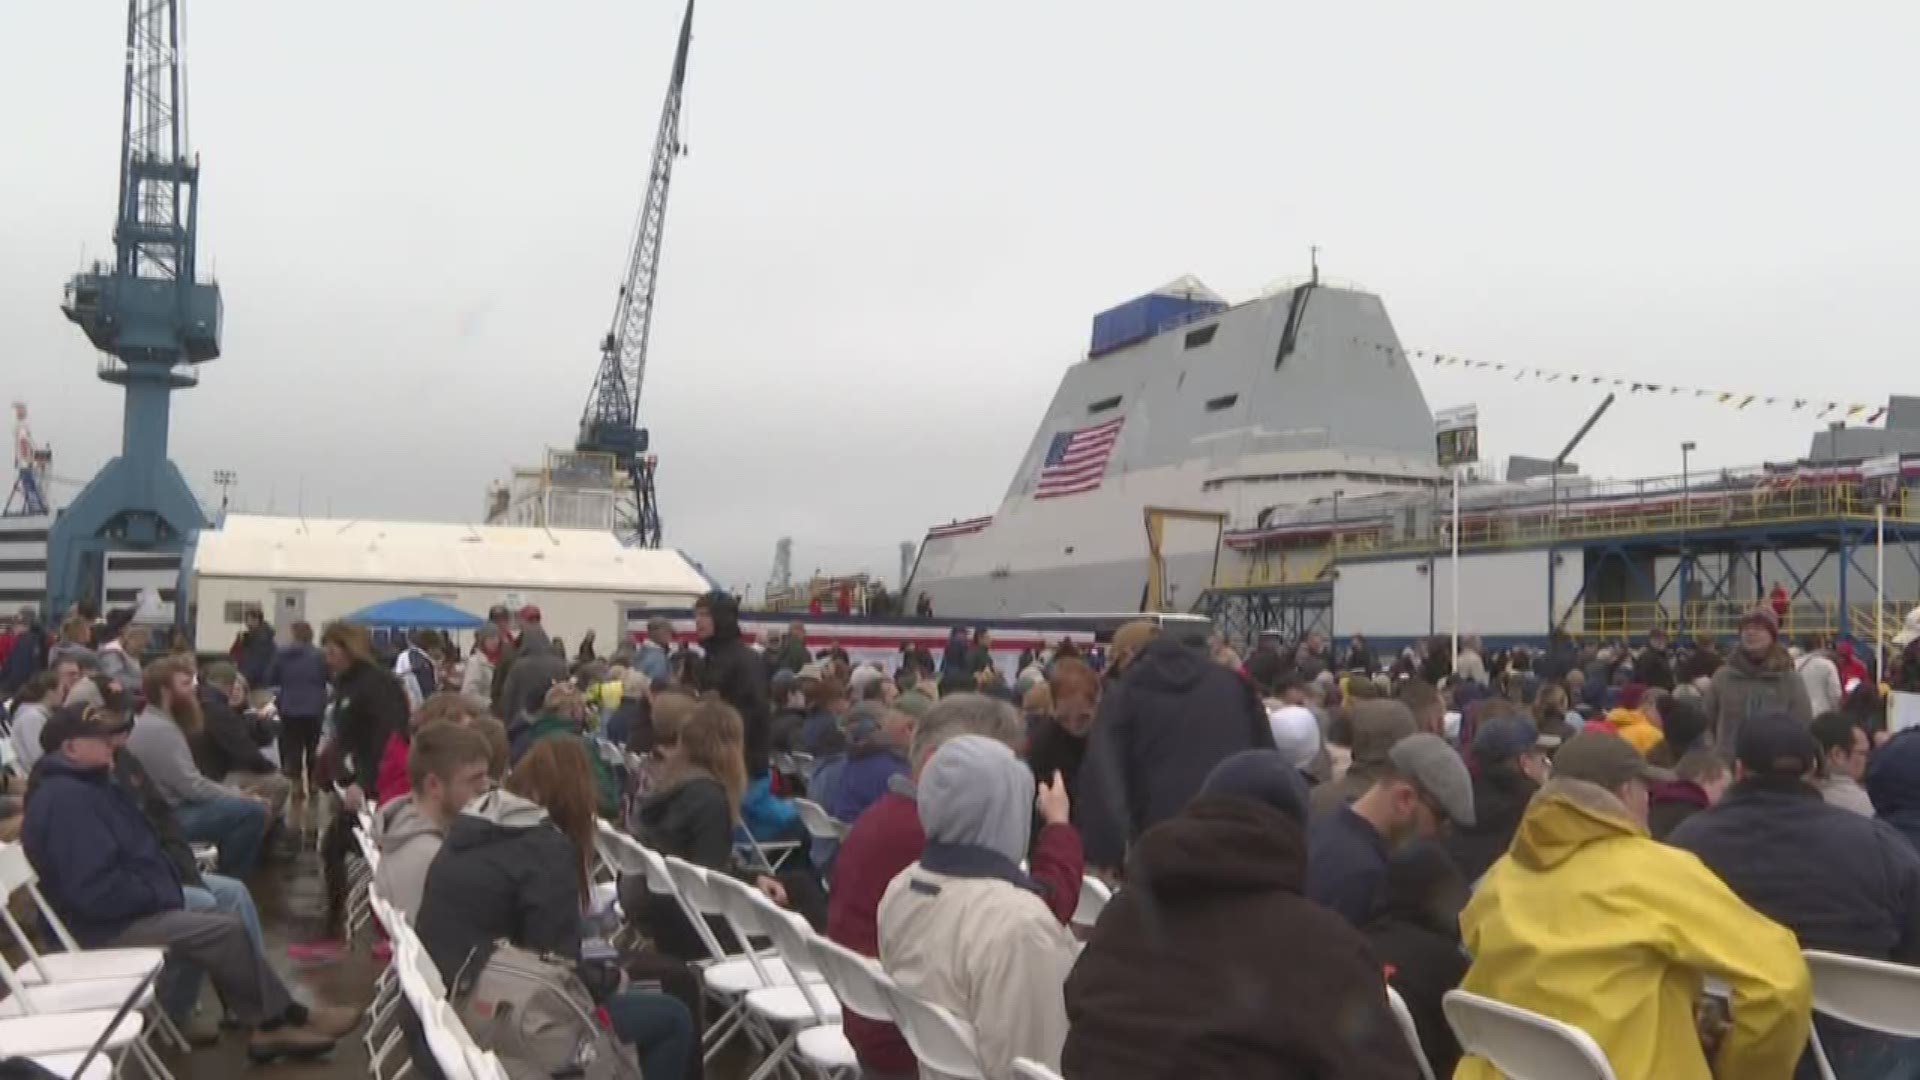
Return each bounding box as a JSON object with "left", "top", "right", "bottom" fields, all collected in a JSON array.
[{"left": 3, "top": 1, "right": 1915, "bottom": 595}]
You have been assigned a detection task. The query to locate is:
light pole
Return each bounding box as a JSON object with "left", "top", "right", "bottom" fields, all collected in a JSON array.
[
  {"left": 212, "top": 469, "right": 236, "bottom": 513},
  {"left": 1331, "top": 488, "right": 1344, "bottom": 561},
  {"left": 1679, "top": 441, "right": 1696, "bottom": 634}
]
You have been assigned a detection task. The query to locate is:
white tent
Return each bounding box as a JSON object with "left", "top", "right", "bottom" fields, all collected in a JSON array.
[{"left": 190, "top": 515, "right": 711, "bottom": 653}]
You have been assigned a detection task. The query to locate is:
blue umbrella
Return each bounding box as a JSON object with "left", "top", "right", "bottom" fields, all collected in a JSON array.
[{"left": 341, "top": 595, "right": 485, "bottom": 631}]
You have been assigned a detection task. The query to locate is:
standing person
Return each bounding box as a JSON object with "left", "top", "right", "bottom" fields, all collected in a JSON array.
[
  {"left": 394, "top": 629, "right": 440, "bottom": 713},
  {"left": 49, "top": 615, "right": 99, "bottom": 673},
  {"left": 878, "top": 736, "right": 1080, "bottom": 1079},
  {"left": 1454, "top": 634, "right": 1490, "bottom": 686},
  {"left": 1305, "top": 733, "right": 1474, "bottom": 926},
  {"left": 1836, "top": 639, "right": 1872, "bottom": 695},
  {"left": 460, "top": 626, "right": 501, "bottom": 701},
  {"left": 126, "top": 656, "right": 269, "bottom": 879},
  {"left": 1771, "top": 581, "right": 1791, "bottom": 623},
  {"left": 1797, "top": 633, "right": 1845, "bottom": 717},
  {"left": 1679, "top": 631, "right": 1724, "bottom": 685},
  {"left": 692, "top": 591, "right": 771, "bottom": 779},
  {"left": 1077, "top": 630, "right": 1277, "bottom": 871},
  {"left": 24, "top": 705, "right": 363, "bottom": 1061},
  {"left": 293, "top": 621, "right": 408, "bottom": 966},
  {"left": 1344, "top": 633, "right": 1377, "bottom": 675},
  {"left": 1704, "top": 607, "right": 1813, "bottom": 752},
  {"left": 575, "top": 629, "right": 598, "bottom": 664},
  {"left": 1669, "top": 712, "right": 1920, "bottom": 1076},
  {"left": 965, "top": 627, "right": 994, "bottom": 675},
  {"left": 1026, "top": 658, "right": 1098, "bottom": 810},
  {"left": 497, "top": 608, "right": 567, "bottom": 726},
  {"left": 1065, "top": 750, "right": 1420, "bottom": 1079},
  {"left": 484, "top": 605, "right": 520, "bottom": 715},
  {"left": 235, "top": 608, "right": 277, "bottom": 697},
  {"left": 1637, "top": 627, "right": 1677, "bottom": 691},
  {"left": 1812, "top": 711, "right": 1875, "bottom": 817},
  {"left": 266, "top": 620, "right": 330, "bottom": 795},
  {"left": 1455, "top": 731, "right": 1811, "bottom": 1080},
  {"left": 828, "top": 694, "right": 1084, "bottom": 1080},
  {"left": 636, "top": 617, "right": 676, "bottom": 684}
]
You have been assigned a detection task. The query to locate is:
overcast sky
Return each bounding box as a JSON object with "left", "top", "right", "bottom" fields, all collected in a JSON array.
[{"left": 3, "top": 2, "right": 1915, "bottom": 595}]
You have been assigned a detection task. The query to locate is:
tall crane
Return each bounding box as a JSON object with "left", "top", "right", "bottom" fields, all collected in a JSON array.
[
  {"left": 49, "top": 0, "right": 221, "bottom": 618},
  {"left": 577, "top": 0, "right": 696, "bottom": 549}
]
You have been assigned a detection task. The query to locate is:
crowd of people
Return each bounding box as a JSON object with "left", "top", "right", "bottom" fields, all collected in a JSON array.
[{"left": 9, "top": 592, "right": 1920, "bottom": 1079}]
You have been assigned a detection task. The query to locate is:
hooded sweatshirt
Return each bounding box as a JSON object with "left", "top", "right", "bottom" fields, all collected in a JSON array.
[
  {"left": 415, "top": 789, "right": 583, "bottom": 985},
  {"left": 1867, "top": 728, "right": 1920, "bottom": 853},
  {"left": 878, "top": 737, "right": 1078, "bottom": 1080},
  {"left": 1066, "top": 795, "right": 1419, "bottom": 1079},
  {"left": 1703, "top": 643, "right": 1812, "bottom": 752},
  {"left": 1456, "top": 779, "right": 1810, "bottom": 1080},
  {"left": 497, "top": 627, "right": 567, "bottom": 724},
  {"left": 1597, "top": 706, "right": 1666, "bottom": 757},
  {"left": 1077, "top": 636, "right": 1275, "bottom": 867},
  {"left": 373, "top": 793, "right": 447, "bottom": 922},
  {"left": 696, "top": 592, "right": 772, "bottom": 779}
]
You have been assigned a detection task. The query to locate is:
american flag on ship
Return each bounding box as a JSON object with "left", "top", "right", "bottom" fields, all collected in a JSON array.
[{"left": 1034, "top": 417, "right": 1124, "bottom": 499}]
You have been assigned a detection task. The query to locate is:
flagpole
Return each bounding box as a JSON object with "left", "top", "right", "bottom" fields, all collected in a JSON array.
[{"left": 1451, "top": 463, "right": 1461, "bottom": 673}]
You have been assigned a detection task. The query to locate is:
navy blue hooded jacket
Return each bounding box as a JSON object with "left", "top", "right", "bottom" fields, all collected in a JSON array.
[
  {"left": 1868, "top": 728, "right": 1920, "bottom": 855},
  {"left": 23, "top": 753, "right": 184, "bottom": 947}
]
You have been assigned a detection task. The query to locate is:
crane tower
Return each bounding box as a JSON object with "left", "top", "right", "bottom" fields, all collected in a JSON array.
[
  {"left": 576, "top": 0, "right": 696, "bottom": 548},
  {"left": 48, "top": 0, "right": 220, "bottom": 617}
]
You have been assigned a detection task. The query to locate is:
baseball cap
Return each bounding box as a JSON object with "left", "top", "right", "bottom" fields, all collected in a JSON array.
[
  {"left": 488, "top": 604, "right": 511, "bottom": 621},
  {"left": 1387, "top": 733, "right": 1476, "bottom": 827},
  {"left": 1470, "top": 715, "right": 1540, "bottom": 767},
  {"left": 1735, "top": 712, "right": 1819, "bottom": 779},
  {"left": 1553, "top": 731, "right": 1677, "bottom": 788},
  {"left": 40, "top": 703, "right": 135, "bottom": 755}
]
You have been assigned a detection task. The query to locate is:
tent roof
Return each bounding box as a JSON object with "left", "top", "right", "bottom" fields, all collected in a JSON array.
[
  {"left": 343, "top": 596, "right": 485, "bottom": 630},
  {"left": 193, "top": 515, "right": 711, "bottom": 598}
]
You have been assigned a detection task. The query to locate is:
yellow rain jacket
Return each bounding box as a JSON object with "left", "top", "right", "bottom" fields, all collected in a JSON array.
[
  {"left": 1455, "top": 780, "right": 1810, "bottom": 1080},
  {"left": 1600, "top": 707, "right": 1666, "bottom": 757}
]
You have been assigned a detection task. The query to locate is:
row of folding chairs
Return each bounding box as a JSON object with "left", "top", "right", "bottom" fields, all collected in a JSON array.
[
  {"left": 0, "top": 841, "right": 187, "bottom": 1080},
  {"left": 366, "top": 888, "right": 511, "bottom": 1080}
]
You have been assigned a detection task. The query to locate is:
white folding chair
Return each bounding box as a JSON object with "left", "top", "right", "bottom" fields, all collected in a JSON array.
[
  {"left": 882, "top": 983, "right": 986, "bottom": 1080},
  {"left": 805, "top": 936, "right": 896, "bottom": 1026},
  {"left": 0, "top": 939, "right": 159, "bottom": 1080},
  {"left": 714, "top": 877, "right": 852, "bottom": 1080},
  {"left": 660, "top": 857, "right": 795, "bottom": 1066},
  {"left": 1387, "top": 986, "right": 1438, "bottom": 1080},
  {"left": 364, "top": 892, "right": 418, "bottom": 1080},
  {"left": 794, "top": 798, "right": 848, "bottom": 842},
  {"left": 1011, "top": 1059, "right": 1064, "bottom": 1080},
  {"left": 419, "top": 1000, "right": 478, "bottom": 1080},
  {"left": 1800, "top": 949, "right": 1920, "bottom": 1080},
  {"left": 1442, "top": 990, "right": 1617, "bottom": 1080},
  {"left": 1071, "top": 875, "right": 1112, "bottom": 931}
]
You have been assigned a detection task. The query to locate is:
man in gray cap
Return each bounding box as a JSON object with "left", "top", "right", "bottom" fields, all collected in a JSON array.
[
  {"left": 1306, "top": 732, "right": 1473, "bottom": 927},
  {"left": 876, "top": 735, "right": 1079, "bottom": 1078}
]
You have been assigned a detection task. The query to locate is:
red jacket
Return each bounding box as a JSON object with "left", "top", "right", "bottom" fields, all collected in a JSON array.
[
  {"left": 826, "top": 789, "right": 1084, "bottom": 1074},
  {"left": 375, "top": 732, "right": 411, "bottom": 807}
]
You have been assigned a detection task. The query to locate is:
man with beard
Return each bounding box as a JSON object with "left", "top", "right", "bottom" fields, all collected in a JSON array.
[{"left": 126, "top": 655, "right": 270, "bottom": 879}]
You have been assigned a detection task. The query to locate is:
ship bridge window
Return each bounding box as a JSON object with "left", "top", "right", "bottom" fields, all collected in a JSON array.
[
  {"left": 1087, "top": 395, "right": 1122, "bottom": 415},
  {"left": 1205, "top": 393, "right": 1239, "bottom": 412},
  {"left": 1184, "top": 324, "right": 1218, "bottom": 348}
]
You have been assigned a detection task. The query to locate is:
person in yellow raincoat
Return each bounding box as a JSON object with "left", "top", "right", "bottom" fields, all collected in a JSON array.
[
  {"left": 1594, "top": 684, "right": 1667, "bottom": 758},
  {"left": 1455, "top": 731, "right": 1811, "bottom": 1080}
]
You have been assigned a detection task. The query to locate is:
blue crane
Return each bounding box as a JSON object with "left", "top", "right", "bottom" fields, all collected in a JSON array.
[
  {"left": 48, "top": 0, "right": 221, "bottom": 620},
  {"left": 576, "top": 0, "right": 696, "bottom": 549}
]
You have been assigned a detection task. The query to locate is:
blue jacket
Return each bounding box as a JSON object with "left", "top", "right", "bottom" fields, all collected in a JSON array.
[
  {"left": 266, "top": 642, "right": 330, "bottom": 718},
  {"left": 799, "top": 709, "right": 847, "bottom": 756},
  {"left": 828, "top": 746, "right": 909, "bottom": 824},
  {"left": 1868, "top": 729, "right": 1920, "bottom": 856},
  {"left": 23, "top": 753, "right": 184, "bottom": 947},
  {"left": 635, "top": 642, "right": 671, "bottom": 686},
  {"left": 1669, "top": 777, "right": 1920, "bottom": 963}
]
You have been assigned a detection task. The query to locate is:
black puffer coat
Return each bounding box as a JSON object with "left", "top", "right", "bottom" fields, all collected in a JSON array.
[
  {"left": 416, "top": 790, "right": 584, "bottom": 986},
  {"left": 696, "top": 593, "right": 770, "bottom": 779}
]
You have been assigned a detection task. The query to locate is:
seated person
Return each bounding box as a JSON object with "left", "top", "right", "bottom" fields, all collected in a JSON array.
[
  {"left": 1456, "top": 732, "right": 1811, "bottom": 1080},
  {"left": 878, "top": 736, "right": 1079, "bottom": 1077},
  {"left": 1365, "top": 841, "right": 1471, "bottom": 1080},
  {"left": 416, "top": 740, "right": 692, "bottom": 1080},
  {"left": 25, "top": 703, "right": 361, "bottom": 1060},
  {"left": 374, "top": 721, "right": 495, "bottom": 921},
  {"left": 194, "top": 662, "right": 292, "bottom": 817},
  {"left": 127, "top": 656, "right": 269, "bottom": 879}
]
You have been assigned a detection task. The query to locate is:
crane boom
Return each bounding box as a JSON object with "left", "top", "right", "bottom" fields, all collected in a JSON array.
[{"left": 577, "top": 0, "right": 695, "bottom": 548}]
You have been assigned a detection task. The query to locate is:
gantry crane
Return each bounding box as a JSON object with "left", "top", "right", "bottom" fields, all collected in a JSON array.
[
  {"left": 577, "top": 0, "right": 696, "bottom": 548},
  {"left": 49, "top": 0, "right": 221, "bottom": 618}
]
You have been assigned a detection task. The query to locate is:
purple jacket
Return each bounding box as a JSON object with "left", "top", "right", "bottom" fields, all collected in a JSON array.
[{"left": 827, "top": 746, "right": 909, "bottom": 824}]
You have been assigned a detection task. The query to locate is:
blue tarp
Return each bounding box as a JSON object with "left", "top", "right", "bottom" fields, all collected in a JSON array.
[{"left": 342, "top": 596, "right": 485, "bottom": 630}]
